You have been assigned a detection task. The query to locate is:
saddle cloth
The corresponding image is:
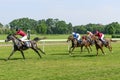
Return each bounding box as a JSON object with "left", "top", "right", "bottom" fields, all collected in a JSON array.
[{"left": 25, "top": 41, "right": 31, "bottom": 47}]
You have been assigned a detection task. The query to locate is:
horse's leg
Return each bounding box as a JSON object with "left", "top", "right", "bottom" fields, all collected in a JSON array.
[
  {"left": 108, "top": 45, "right": 112, "bottom": 53},
  {"left": 37, "top": 47, "right": 46, "bottom": 54},
  {"left": 89, "top": 45, "right": 92, "bottom": 52},
  {"left": 100, "top": 47, "right": 105, "bottom": 55},
  {"left": 80, "top": 45, "right": 84, "bottom": 53},
  {"left": 32, "top": 48, "right": 42, "bottom": 58},
  {"left": 71, "top": 47, "right": 75, "bottom": 52},
  {"left": 85, "top": 46, "right": 90, "bottom": 53},
  {"left": 7, "top": 50, "right": 16, "bottom": 60},
  {"left": 69, "top": 47, "right": 75, "bottom": 56},
  {"left": 95, "top": 46, "right": 99, "bottom": 56},
  {"left": 20, "top": 50, "right": 25, "bottom": 59}
]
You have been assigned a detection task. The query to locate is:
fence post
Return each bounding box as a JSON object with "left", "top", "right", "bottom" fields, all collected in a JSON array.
[{"left": 42, "top": 41, "right": 45, "bottom": 52}]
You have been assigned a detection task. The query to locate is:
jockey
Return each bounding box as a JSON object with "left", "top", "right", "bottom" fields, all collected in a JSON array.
[
  {"left": 87, "top": 31, "right": 94, "bottom": 45},
  {"left": 15, "top": 28, "right": 27, "bottom": 41},
  {"left": 95, "top": 30, "right": 106, "bottom": 44},
  {"left": 87, "top": 31, "right": 93, "bottom": 38},
  {"left": 72, "top": 32, "right": 81, "bottom": 42}
]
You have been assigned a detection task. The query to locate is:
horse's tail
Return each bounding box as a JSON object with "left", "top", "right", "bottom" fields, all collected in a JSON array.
[
  {"left": 33, "top": 37, "right": 46, "bottom": 42},
  {"left": 108, "top": 38, "right": 117, "bottom": 42}
]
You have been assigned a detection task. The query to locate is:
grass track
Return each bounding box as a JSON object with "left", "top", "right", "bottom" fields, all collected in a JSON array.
[{"left": 0, "top": 37, "right": 120, "bottom": 80}]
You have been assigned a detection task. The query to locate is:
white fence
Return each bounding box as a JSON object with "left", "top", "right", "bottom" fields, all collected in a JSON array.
[
  {"left": 40, "top": 39, "right": 69, "bottom": 51},
  {"left": 1, "top": 39, "right": 70, "bottom": 51},
  {"left": 1, "top": 38, "right": 120, "bottom": 51}
]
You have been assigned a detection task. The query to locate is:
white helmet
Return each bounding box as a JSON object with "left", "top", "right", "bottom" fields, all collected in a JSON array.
[
  {"left": 72, "top": 32, "right": 75, "bottom": 35},
  {"left": 87, "top": 31, "right": 90, "bottom": 33}
]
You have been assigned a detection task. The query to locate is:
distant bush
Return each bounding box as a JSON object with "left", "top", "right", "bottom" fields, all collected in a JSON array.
[{"left": 112, "top": 34, "right": 120, "bottom": 38}]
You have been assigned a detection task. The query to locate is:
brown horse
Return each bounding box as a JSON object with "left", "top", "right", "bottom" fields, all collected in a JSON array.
[
  {"left": 67, "top": 35, "right": 91, "bottom": 55},
  {"left": 81, "top": 35, "right": 94, "bottom": 50},
  {"left": 91, "top": 34, "right": 112, "bottom": 56},
  {"left": 5, "top": 34, "right": 46, "bottom": 60}
]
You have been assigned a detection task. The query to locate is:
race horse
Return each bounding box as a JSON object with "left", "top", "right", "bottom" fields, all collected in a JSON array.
[
  {"left": 67, "top": 35, "right": 92, "bottom": 55},
  {"left": 91, "top": 34, "right": 112, "bottom": 56},
  {"left": 5, "top": 34, "right": 45, "bottom": 60}
]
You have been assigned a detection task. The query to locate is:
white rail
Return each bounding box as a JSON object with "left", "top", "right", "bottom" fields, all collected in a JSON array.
[
  {"left": 111, "top": 38, "right": 120, "bottom": 41},
  {"left": 40, "top": 39, "right": 68, "bottom": 51},
  {"left": 2, "top": 39, "right": 69, "bottom": 51},
  {"left": 1, "top": 38, "right": 120, "bottom": 51}
]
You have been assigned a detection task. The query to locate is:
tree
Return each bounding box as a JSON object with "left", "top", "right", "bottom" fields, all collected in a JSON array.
[
  {"left": 105, "top": 22, "right": 120, "bottom": 34},
  {"left": 46, "top": 18, "right": 56, "bottom": 34},
  {"left": 55, "top": 21, "right": 68, "bottom": 34},
  {"left": 37, "top": 19, "right": 47, "bottom": 34},
  {"left": 67, "top": 23, "right": 73, "bottom": 34},
  {"left": 9, "top": 18, "right": 37, "bottom": 33}
]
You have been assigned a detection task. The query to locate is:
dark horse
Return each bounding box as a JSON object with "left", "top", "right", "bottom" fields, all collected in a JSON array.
[
  {"left": 67, "top": 35, "right": 92, "bottom": 55},
  {"left": 91, "top": 34, "right": 112, "bottom": 56},
  {"left": 5, "top": 34, "right": 45, "bottom": 60}
]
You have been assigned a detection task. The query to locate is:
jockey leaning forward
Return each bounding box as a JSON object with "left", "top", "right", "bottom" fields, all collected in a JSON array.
[
  {"left": 95, "top": 30, "right": 106, "bottom": 45},
  {"left": 72, "top": 32, "right": 81, "bottom": 43},
  {"left": 15, "top": 28, "right": 27, "bottom": 41}
]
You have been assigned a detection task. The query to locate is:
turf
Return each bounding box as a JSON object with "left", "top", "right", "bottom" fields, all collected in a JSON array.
[{"left": 0, "top": 41, "right": 119, "bottom": 80}]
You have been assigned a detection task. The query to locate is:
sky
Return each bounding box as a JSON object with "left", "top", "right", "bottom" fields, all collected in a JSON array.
[{"left": 0, "top": 0, "right": 120, "bottom": 26}]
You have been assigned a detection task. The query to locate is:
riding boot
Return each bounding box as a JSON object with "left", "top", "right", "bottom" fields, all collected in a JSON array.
[
  {"left": 21, "top": 41, "right": 26, "bottom": 47},
  {"left": 100, "top": 39, "right": 106, "bottom": 46}
]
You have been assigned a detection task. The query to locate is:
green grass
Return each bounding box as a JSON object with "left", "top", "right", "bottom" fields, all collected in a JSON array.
[{"left": 0, "top": 41, "right": 120, "bottom": 80}]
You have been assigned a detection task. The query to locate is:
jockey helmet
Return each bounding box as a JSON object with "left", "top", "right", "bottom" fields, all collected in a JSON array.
[
  {"left": 87, "top": 31, "right": 90, "bottom": 33},
  {"left": 16, "top": 27, "right": 20, "bottom": 31},
  {"left": 96, "top": 30, "right": 99, "bottom": 34},
  {"left": 72, "top": 32, "right": 75, "bottom": 35}
]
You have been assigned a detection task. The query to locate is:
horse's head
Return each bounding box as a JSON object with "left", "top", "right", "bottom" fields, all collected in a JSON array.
[
  {"left": 67, "top": 35, "right": 78, "bottom": 47},
  {"left": 67, "top": 35, "right": 74, "bottom": 42},
  {"left": 5, "top": 34, "right": 15, "bottom": 42}
]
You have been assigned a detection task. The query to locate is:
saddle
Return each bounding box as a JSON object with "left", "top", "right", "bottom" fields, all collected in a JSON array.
[
  {"left": 17, "top": 39, "right": 31, "bottom": 47},
  {"left": 99, "top": 39, "right": 107, "bottom": 47},
  {"left": 22, "top": 41, "right": 31, "bottom": 47}
]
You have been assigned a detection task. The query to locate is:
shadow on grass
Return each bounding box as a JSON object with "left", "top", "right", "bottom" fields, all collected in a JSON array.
[
  {"left": 51, "top": 52, "right": 69, "bottom": 55},
  {"left": 0, "top": 58, "right": 7, "bottom": 61},
  {"left": 50, "top": 51, "right": 97, "bottom": 58},
  {"left": 8, "top": 58, "right": 24, "bottom": 60},
  {"left": 0, "top": 58, "right": 24, "bottom": 61},
  {"left": 70, "top": 54, "right": 96, "bottom": 58}
]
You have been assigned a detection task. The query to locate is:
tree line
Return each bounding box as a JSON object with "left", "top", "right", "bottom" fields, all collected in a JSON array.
[{"left": 0, "top": 17, "right": 120, "bottom": 34}]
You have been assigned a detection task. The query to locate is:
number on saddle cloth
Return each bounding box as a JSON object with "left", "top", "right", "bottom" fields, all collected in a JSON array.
[{"left": 25, "top": 41, "right": 31, "bottom": 47}]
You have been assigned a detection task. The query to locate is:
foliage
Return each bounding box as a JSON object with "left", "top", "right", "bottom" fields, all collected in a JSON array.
[
  {"left": 0, "top": 18, "right": 120, "bottom": 34},
  {"left": 112, "top": 34, "right": 120, "bottom": 38},
  {"left": 9, "top": 18, "right": 72, "bottom": 34}
]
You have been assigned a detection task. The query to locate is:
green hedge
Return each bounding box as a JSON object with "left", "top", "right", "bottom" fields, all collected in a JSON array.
[{"left": 112, "top": 34, "right": 120, "bottom": 38}]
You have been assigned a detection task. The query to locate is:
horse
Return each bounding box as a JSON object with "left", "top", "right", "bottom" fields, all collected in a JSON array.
[
  {"left": 91, "top": 34, "right": 112, "bottom": 56},
  {"left": 67, "top": 35, "right": 92, "bottom": 55},
  {"left": 5, "top": 34, "right": 46, "bottom": 60},
  {"left": 81, "top": 35, "right": 93, "bottom": 51}
]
